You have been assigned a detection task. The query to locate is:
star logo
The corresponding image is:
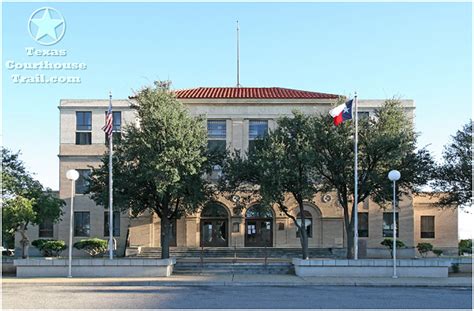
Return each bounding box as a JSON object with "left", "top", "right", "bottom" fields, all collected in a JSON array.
[
  {"left": 28, "top": 7, "right": 66, "bottom": 46},
  {"left": 343, "top": 106, "right": 349, "bottom": 114}
]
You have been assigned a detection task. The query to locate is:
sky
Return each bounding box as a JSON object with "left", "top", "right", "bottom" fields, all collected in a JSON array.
[{"left": 2, "top": 2, "right": 472, "bottom": 237}]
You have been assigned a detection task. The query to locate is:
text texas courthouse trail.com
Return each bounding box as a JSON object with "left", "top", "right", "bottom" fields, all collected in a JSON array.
[{"left": 6, "top": 47, "right": 86, "bottom": 84}]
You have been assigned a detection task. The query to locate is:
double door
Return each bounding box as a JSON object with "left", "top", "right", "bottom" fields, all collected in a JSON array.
[
  {"left": 245, "top": 219, "right": 272, "bottom": 247},
  {"left": 200, "top": 219, "right": 228, "bottom": 247}
]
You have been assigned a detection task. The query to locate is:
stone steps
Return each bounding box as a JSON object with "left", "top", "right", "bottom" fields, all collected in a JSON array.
[
  {"left": 137, "top": 247, "right": 336, "bottom": 259},
  {"left": 173, "top": 262, "right": 294, "bottom": 275}
]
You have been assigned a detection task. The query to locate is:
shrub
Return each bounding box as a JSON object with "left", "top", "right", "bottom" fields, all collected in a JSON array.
[
  {"left": 32, "top": 239, "right": 52, "bottom": 250},
  {"left": 32, "top": 239, "right": 67, "bottom": 257},
  {"left": 381, "top": 238, "right": 405, "bottom": 258},
  {"left": 73, "top": 238, "right": 108, "bottom": 257},
  {"left": 417, "top": 242, "right": 433, "bottom": 257},
  {"left": 458, "top": 239, "right": 472, "bottom": 255},
  {"left": 451, "top": 263, "right": 460, "bottom": 273},
  {"left": 432, "top": 249, "right": 443, "bottom": 257}
]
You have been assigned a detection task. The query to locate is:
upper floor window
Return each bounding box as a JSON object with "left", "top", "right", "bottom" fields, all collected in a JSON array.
[
  {"left": 76, "top": 111, "right": 92, "bottom": 130},
  {"left": 207, "top": 120, "right": 226, "bottom": 139},
  {"left": 105, "top": 111, "right": 122, "bottom": 143},
  {"left": 420, "top": 216, "right": 435, "bottom": 239},
  {"left": 207, "top": 120, "right": 226, "bottom": 154},
  {"left": 358, "top": 212, "right": 369, "bottom": 237},
  {"left": 76, "top": 111, "right": 92, "bottom": 145},
  {"left": 75, "top": 169, "right": 91, "bottom": 194},
  {"left": 248, "top": 120, "right": 268, "bottom": 152},
  {"left": 249, "top": 120, "right": 268, "bottom": 140},
  {"left": 39, "top": 218, "right": 54, "bottom": 238},
  {"left": 383, "top": 212, "right": 399, "bottom": 237},
  {"left": 112, "top": 111, "right": 121, "bottom": 131},
  {"left": 358, "top": 112, "right": 370, "bottom": 120}
]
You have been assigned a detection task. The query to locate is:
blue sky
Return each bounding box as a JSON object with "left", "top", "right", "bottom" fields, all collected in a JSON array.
[{"left": 3, "top": 2, "right": 472, "bottom": 188}]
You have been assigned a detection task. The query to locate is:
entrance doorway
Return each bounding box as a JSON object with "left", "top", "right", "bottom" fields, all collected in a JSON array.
[
  {"left": 245, "top": 204, "right": 273, "bottom": 247},
  {"left": 200, "top": 203, "right": 229, "bottom": 247}
]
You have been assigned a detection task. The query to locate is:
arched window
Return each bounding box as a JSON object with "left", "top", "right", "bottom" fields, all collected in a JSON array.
[
  {"left": 296, "top": 210, "right": 313, "bottom": 238},
  {"left": 245, "top": 204, "right": 273, "bottom": 219},
  {"left": 201, "top": 203, "right": 228, "bottom": 218}
]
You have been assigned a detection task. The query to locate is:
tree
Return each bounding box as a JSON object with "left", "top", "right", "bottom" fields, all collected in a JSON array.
[
  {"left": 74, "top": 238, "right": 108, "bottom": 257},
  {"left": 417, "top": 242, "right": 433, "bottom": 257},
  {"left": 381, "top": 238, "right": 405, "bottom": 258},
  {"left": 433, "top": 121, "right": 472, "bottom": 207},
  {"left": 88, "top": 82, "right": 212, "bottom": 259},
  {"left": 2, "top": 148, "right": 65, "bottom": 258},
  {"left": 220, "top": 112, "right": 322, "bottom": 259},
  {"left": 458, "top": 239, "right": 472, "bottom": 255},
  {"left": 310, "top": 99, "right": 433, "bottom": 258}
]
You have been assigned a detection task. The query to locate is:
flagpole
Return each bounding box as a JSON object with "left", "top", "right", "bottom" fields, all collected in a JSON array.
[
  {"left": 354, "top": 92, "right": 359, "bottom": 260},
  {"left": 108, "top": 91, "right": 114, "bottom": 260}
]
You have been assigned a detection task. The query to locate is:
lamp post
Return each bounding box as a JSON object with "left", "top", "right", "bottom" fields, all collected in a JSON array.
[
  {"left": 66, "top": 169, "right": 79, "bottom": 278},
  {"left": 388, "top": 170, "right": 401, "bottom": 279}
]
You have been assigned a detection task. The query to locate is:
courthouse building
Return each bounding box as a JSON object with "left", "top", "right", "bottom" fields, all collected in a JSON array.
[{"left": 19, "top": 87, "right": 459, "bottom": 258}]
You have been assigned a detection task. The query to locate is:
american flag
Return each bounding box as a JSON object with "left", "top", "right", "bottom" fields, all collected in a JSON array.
[{"left": 102, "top": 100, "right": 113, "bottom": 137}]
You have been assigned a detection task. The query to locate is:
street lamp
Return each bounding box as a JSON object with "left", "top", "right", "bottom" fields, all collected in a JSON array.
[
  {"left": 66, "top": 169, "right": 79, "bottom": 278},
  {"left": 388, "top": 170, "right": 401, "bottom": 279}
]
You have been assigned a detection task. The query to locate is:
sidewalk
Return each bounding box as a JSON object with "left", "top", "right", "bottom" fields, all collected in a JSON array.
[{"left": 2, "top": 273, "right": 472, "bottom": 287}]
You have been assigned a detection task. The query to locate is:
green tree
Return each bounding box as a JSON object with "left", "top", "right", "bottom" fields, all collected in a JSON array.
[
  {"left": 74, "top": 238, "right": 108, "bottom": 257},
  {"left": 458, "top": 239, "right": 472, "bottom": 255},
  {"left": 433, "top": 121, "right": 472, "bottom": 207},
  {"left": 417, "top": 242, "right": 433, "bottom": 257},
  {"left": 381, "top": 238, "right": 405, "bottom": 258},
  {"left": 310, "top": 99, "right": 433, "bottom": 258},
  {"left": 88, "top": 82, "right": 212, "bottom": 259},
  {"left": 220, "top": 112, "right": 322, "bottom": 259},
  {"left": 2, "top": 148, "right": 65, "bottom": 258}
]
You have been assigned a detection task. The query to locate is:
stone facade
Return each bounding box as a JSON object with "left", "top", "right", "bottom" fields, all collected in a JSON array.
[{"left": 15, "top": 88, "right": 458, "bottom": 258}]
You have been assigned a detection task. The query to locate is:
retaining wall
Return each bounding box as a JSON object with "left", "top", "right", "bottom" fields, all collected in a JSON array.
[{"left": 14, "top": 258, "right": 176, "bottom": 277}]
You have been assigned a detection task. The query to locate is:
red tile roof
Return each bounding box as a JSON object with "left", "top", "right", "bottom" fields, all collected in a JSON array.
[{"left": 174, "top": 87, "right": 340, "bottom": 99}]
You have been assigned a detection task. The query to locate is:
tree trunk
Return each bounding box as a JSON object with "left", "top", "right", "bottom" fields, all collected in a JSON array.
[
  {"left": 19, "top": 226, "right": 29, "bottom": 259},
  {"left": 297, "top": 201, "right": 309, "bottom": 260},
  {"left": 342, "top": 203, "right": 354, "bottom": 259},
  {"left": 299, "top": 228, "right": 309, "bottom": 260},
  {"left": 160, "top": 216, "right": 170, "bottom": 259}
]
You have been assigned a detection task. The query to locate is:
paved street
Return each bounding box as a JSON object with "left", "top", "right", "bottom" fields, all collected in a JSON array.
[{"left": 3, "top": 283, "right": 472, "bottom": 309}]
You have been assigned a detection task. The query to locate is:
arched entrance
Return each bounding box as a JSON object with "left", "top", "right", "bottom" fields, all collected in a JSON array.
[
  {"left": 245, "top": 204, "right": 273, "bottom": 247},
  {"left": 200, "top": 202, "right": 229, "bottom": 247}
]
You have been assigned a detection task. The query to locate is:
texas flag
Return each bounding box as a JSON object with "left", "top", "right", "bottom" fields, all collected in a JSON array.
[{"left": 329, "top": 99, "right": 353, "bottom": 126}]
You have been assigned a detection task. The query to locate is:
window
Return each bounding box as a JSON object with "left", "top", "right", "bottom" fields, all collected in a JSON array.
[
  {"left": 75, "top": 169, "right": 91, "bottom": 194},
  {"left": 207, "top": 120, "right": 226, "bottom": 153},
  {"left": 358, "top": 212, "right": 369, "bottom": 237},
  {"left": 105, "top": 111, "right": 122, "bottom": 143},
  {"left": 383, "top": 212, "right": 399, "bottom": 237},
  {"left": 104, "top": 211, "right": 121, "bottom": 236},
  {"left": 296, "top": 211, "right": 313, "bottom": 238},
  {"left": 76, "top": 112, "right": 92, "bottom": 130},
  {"left": 207, "top": 120, "right": 226, "bottom": 139},
  {"left": 248, "top": 120, "right": 268, "bottom": 151},
  {"left": 39, "top": 219, "right": 54, "bottom": 238},
  {"left": 358, "top": 112, "right": 370, "bottom": 119},
  {"left": 74, "top": 212, "right": 90, "bottom": 237},
  {"left": 76, "top": 112, "right": 92, "bottom": 145},
  {"left": 421, "top": 216, "right": 435, "bottom": 239}
]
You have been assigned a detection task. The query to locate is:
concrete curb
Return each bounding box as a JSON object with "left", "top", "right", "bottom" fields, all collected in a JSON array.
[{"left": 3, "top": 278, "right": 472, "bottom": 288}]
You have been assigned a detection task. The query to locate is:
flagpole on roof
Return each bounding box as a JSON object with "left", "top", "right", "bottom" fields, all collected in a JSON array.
[
  {"left": 353, "top": 92, "right": 359, "bottom": 260},
  {"left": 108, "top": 91, "right": 114, "bottom": 260},
  {"left": 236, "top": 20, "right": 241, "bottom": 88}
]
